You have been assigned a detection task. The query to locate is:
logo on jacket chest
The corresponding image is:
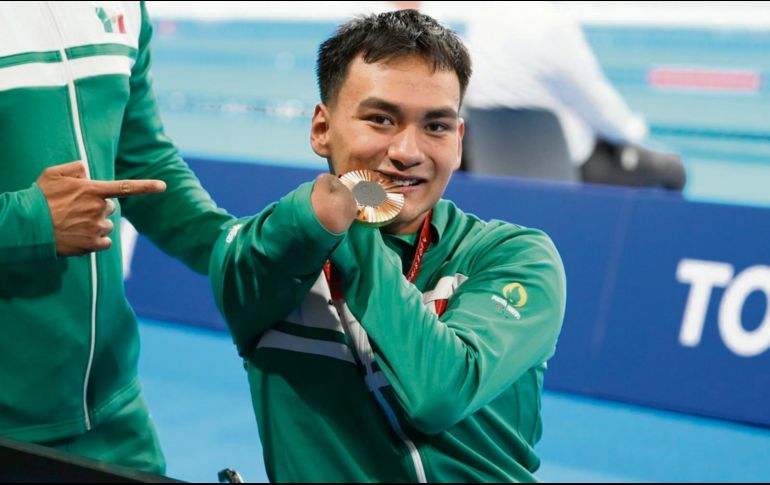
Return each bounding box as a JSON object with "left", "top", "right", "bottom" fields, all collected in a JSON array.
[{"left": 94, "top": 4, "right": 126, "bottom": 34}]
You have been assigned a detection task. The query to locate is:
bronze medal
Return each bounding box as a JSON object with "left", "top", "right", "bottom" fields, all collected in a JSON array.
[{"left": 338, "top": 169, "right": 404, "bottom": 227}]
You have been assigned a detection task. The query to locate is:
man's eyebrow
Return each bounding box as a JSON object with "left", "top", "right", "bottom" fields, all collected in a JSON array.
[
  {"left": 425, "top": 107, "right": 458, "bottom": 120},
  {"left": 359, "top": 97, "right": 459, "bottom": 120},
  {"left": 359, "top": 97, "right": 402, "bottom": 115}
]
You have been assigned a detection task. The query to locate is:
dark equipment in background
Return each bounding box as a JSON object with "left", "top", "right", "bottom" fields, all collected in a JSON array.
[
  {"left": 463, "top": 108, "right": 686, "bottom": 190},
  {"left": 0, "top": 435, "right": 181, "bottom": 483}
]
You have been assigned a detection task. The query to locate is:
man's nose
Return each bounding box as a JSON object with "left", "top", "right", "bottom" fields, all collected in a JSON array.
[{"left": 387, "top": 126, "right": 425, "bottom": 169}]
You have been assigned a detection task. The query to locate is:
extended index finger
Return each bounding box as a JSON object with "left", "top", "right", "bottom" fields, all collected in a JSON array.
[{"left": 89, "top": 179, "right": 167, "bottom": 198}]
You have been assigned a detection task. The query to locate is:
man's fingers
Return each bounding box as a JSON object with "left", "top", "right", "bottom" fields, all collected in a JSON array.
[
  {"left": 89, "top": 179, "right": 167, "bottom": 198},
  {"left": 50, "top": 160, "right": 86, "bottom": 178},
  {"left": 99, "top": 218, "right": 115, "bottom": 237},
  {"left": 103, "top": 198, "right": 116, "bottom": 216},
  {"left": 92, "top": 236, "right": 113, "bottom": 252}
]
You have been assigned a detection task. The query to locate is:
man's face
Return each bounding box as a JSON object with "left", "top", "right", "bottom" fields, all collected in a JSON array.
[{"left": 311, "top": 54, "right": 464, "bottom": 235}]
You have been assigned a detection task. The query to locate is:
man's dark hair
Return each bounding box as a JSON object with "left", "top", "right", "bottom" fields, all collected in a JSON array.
[{"left": 317, "top": 9, "right": 472, "bottom": 105}]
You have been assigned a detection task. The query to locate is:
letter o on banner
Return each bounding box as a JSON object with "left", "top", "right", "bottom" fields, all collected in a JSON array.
[{"left": 719, "top": 265, "right": 770, "bottom": 358}]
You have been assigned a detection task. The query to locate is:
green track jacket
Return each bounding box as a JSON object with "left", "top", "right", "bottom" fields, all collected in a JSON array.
[
  {"left": 0, "top": 2, "right": 232, "bottom": 442},
  {"left": 212, "top": 182, "right": 566, "bottom": 482}
]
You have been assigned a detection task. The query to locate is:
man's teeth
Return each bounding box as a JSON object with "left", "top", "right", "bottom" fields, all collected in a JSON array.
[{"left": 392, "top": 179, "right": 421, "bottom": 187}]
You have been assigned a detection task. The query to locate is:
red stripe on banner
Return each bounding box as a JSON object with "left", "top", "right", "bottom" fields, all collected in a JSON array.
[
  {"left": 648, "top": 68, "right": 761, "bottom": 92},
  {"left": 117, "top": 15, "right": 126, "bottom": 34}
]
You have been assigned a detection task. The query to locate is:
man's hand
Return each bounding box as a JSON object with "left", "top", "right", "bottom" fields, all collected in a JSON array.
[
  {"left": 311, "top": 174, "right": 357, "bottom": 234},
  {"left": 36, "top": 161, "right": 166, "bottom": 256}
]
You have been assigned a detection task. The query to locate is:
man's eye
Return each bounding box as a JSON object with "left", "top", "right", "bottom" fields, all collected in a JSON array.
[
  {"left": 426, "top": 122, "right": 448, "bottom": 133},
  {"left": 370, "top": 115, "right": 394, "bottom": 125}
]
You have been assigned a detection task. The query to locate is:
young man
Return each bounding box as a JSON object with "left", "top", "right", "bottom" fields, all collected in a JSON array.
[
  {"left": 211, "top": 10, "right": 566, "bottom": 482},
  {"left": 0, "top": 2, "right": 233, "bottom": 473}
]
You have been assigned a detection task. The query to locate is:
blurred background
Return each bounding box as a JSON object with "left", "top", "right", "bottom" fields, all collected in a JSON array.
[
  {"left": 145, "top": 0, "right": 770, "bottom": 207},
  {"left": 125, "top": 2, "right": 770, "bottom": 482}
]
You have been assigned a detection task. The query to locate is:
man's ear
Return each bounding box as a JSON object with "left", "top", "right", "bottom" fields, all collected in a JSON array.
[
  {"left": 454, "top": 117, "right": 465, "bottom": 171},
  {"left": 310, "top": 104, "right": 332, "bottom": 158}
]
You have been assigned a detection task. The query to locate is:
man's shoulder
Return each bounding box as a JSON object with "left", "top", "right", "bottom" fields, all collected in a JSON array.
[
  {"left": 438, "top": 199, "right": 551, "bottom": 241},
  {"left": 438, "top": 199, "right": 560, "bottom": 262}
]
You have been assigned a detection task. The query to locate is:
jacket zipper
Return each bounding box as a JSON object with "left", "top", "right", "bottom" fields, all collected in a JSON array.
[
  {"left": 332, "top": 301, "right": 428, "bottom": 483},
  {"left": 45, "top": 2, "right": 97, "bottom": 431}
]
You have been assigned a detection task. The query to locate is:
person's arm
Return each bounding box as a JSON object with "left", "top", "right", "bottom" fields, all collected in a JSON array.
[
  {"left": 115, "top": 2, "right": 232, "bottom": 274},
  {"left": 545, "top": 13, "right": 647, "bottom": 145},
  {"left": 331, "top": 222, "right": 566, "bottom": 435},
  {"left": 210, "top": 180, "right": 347, "bottom": 356},
  {"left": 0, "top": 184, "right": 56, "bottom": 264}
]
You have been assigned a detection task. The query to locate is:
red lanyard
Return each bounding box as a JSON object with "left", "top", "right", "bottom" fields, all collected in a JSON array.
[
  {"left": 324, "top": 210, "right": 433, "bottom": 301},
  {"left": 405, "top": 208, "right": 434, "bottom": 282}
]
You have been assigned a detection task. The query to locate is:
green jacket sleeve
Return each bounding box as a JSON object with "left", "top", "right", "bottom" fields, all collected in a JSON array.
[
  {"left": 0, "top": 183, "right": 57, "bottom": 264},
  {"left": 115, "top": 2, "right": 233, "bottom": 274},
  {"left": 210, "top": 182, "right": 345, "bottom": 355},
  {"left": 330, "top": 222, "right": 566, "bottom": 435}
]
